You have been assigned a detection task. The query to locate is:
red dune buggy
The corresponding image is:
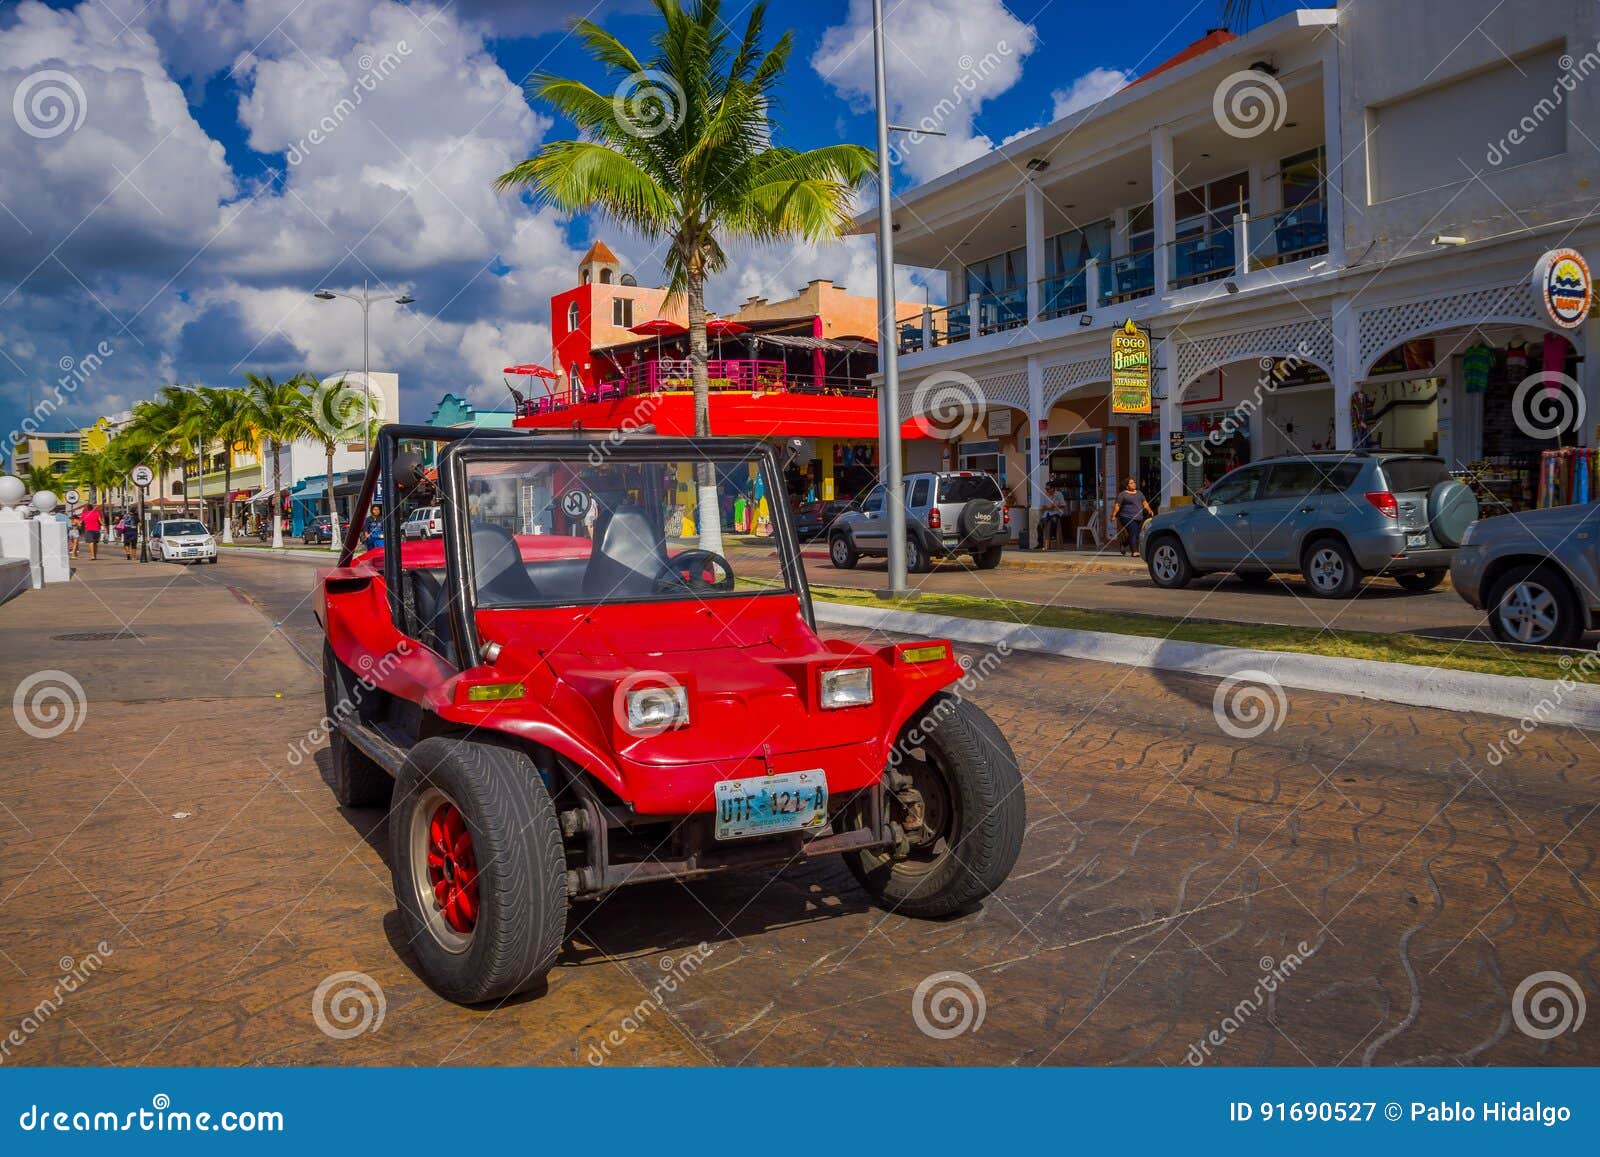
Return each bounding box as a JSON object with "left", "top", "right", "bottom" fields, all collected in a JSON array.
[{"left": 316, "top": 425, "right": 1024, "bottom": 1004}]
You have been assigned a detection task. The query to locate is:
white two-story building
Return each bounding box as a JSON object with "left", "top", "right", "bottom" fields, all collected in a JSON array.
[{"left": 864, "top": 1, "right": 1600, "bottom": 538}]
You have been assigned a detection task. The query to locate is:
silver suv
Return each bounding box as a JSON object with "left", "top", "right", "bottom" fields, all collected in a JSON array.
[
  {"left": 830, "top": 470, "right": 1008, "bottom": 572},
  {"left": 1141, "top": 453, "right": 1478, "bottom": 598},
  {"left": 1450, "top": 504, "right": 1600, "bottom": 648}
]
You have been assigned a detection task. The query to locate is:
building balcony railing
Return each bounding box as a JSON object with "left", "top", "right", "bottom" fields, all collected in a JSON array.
[
  {"left": 1039, "top": 268, "right": 1089, "bottom": 319},
  {"left": 1248, "top": 198, "right": 1329, "bottom": 268},
  {"left": 514, "top": 358, "right": 875, "bottom": 418},
  {"left": 1168, "top": 222, "right": 1238, "bottom": 288},
  {"left": 1101, "top": 248, "right": 1156, "bottom": 305}
]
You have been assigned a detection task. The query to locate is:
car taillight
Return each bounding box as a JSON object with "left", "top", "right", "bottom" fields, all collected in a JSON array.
[
  {"left": 928, "top": 508, "right": 941, "bottom": 529},
  {"left": 1002, "top": 506, "right": 1010, "bottom": 526},
  {"left": 1365, "top": 491, "right": 1398, "bottom": 518}
]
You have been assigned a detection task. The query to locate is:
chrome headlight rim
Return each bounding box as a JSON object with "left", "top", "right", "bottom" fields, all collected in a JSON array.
[{"left": 624, "top": 684, "right": 689, "bottom": 734}]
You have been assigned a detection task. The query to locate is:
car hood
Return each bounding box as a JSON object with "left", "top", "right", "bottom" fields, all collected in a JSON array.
[
  {"left": 1474, "top": 504, "right": 1595, "bottom": 546},
  {"left": 478, "top": 597, "right": 882, "bottom": 765}
]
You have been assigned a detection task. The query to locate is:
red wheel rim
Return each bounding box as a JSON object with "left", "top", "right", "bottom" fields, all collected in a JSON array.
[{"left": 425, "top": 802, "right": 479, "bottom": 935}]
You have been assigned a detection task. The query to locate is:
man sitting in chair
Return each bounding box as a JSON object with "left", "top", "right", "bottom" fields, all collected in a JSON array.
[{"left": 1036, "top": 480, "right": 1064, "bottom": 550}]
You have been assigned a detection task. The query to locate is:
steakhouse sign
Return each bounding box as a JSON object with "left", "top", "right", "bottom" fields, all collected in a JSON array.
[{"left": 1110, "top": 320, "right": 1152, "bottom": 415}]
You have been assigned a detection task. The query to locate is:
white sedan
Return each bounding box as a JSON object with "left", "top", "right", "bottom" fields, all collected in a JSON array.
[{"left": 151, "top": 519, "right": 219, "bottom": 564}]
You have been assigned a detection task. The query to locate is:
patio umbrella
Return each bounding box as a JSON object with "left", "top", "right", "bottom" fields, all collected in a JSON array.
[
  {"left": 705, "top": 318, "right": 749, "bottom": 363},
  {"left": 629, "top": 319, "right": 688, "bottom": 389}
]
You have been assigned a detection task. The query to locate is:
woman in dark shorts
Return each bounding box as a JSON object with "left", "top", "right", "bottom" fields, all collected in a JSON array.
[
  {"left": 1113, "top": 479, "right": 1155, "bottom": 557},
  {"left": 121, "top": 515, "right": 139, "bottom": 559}
]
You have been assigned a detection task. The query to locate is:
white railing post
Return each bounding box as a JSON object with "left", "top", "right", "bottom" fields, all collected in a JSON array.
[
  {"left": 922, "top": 305, "right": 933, "bottom": 349},
  {"left": 1083, "top": 259, "right": 1101, "bottom": 313},
  {"left": 968, "top": 292, "right": 981, "bottom": 337},
  {"left": 1234, "top": 212, "right": 1250, "bottom": 275}
]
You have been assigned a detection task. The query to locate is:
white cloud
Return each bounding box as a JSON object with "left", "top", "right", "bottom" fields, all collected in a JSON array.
[
  {"left": 812, "top": 0, "right": 1036, "bottom": 185},
  {"left": 1051, "top": 67, "right": 1129, "bottom": 120}
]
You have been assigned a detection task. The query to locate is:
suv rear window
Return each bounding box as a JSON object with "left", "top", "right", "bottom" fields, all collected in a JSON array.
[
  {"left": 1379, "top": 457, "right": 1450, "bottom": 494},
  {"left": 936, "top": 474, "right": 1003, "bottom": 503}
]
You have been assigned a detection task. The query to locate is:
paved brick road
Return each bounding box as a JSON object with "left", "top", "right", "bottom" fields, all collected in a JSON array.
[{"left": 1, "top": 554, "right": 1596, "bottom": 1066}]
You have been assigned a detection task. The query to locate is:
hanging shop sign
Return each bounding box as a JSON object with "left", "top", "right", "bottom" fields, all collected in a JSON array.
[
  {"left": 1109, "top": 319, "right": 1152, "bottom": 415},
  {"left": 1534, "top": 248, "right": 1592, "bottom": 330}
]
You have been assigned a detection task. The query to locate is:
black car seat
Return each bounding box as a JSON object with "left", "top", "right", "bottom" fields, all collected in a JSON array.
[
  {"left": 471, "top": 521, "right": 540, "bottom": 606},
  {"left": 583, "top": 506, "right": 667, "bottom": 597}
]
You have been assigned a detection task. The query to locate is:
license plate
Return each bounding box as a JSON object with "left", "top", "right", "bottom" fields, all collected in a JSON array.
[
  {"left": 1407, "top": 533, "right": 1427, "bottom": 547},
  {"left": 183, "top": 548, "right": 198, "bottom": 556},
  {"left": 714, "top": 770, "right": 828, "bottom": 841}
]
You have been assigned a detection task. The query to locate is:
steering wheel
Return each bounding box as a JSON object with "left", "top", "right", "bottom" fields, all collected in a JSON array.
[{"left": 655, "top": 548, "right": 735, "bottom": 593}]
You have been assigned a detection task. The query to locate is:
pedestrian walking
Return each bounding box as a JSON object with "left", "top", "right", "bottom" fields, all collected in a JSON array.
[
  {"left": 69, "top": 511, "right": 82, "bottom": 558},
  {"left": 80, "top": 504, "right": 103, "bottom": 560},
  {"left": 1113, "top": 478, "right": 1154, "bottom": 558},
  {"left": 121, "top": 513, "right": 139, "bottom": 559}
]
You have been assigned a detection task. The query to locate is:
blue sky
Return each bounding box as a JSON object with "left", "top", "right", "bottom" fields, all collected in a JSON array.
[{"left": 0, "top": 0, "right": 1309, "bottom": 455}]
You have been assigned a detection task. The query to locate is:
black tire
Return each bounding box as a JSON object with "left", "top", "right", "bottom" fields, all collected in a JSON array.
[
  {"left": 1395, "top": 568, "right": 1446, "bottom": 593},
  {"left": 207, "top": 557, "right": 219, "bottom": 565},
  {"left": 973, "top": 545, "right": 1003, "bottom": 570},
  {"left": 391, "top": 737, "right": 568, "bottom": 1004},
  {"left": 1146, "top": 535, "right": 1193, "bottom": 589},
  {"left": 1486, "top": 564, "right": 1584, "bottom": 648},
  {"left": 828, "top": 532, "right": 859, "bottom": 569},
  {"left": 905, "top": 535, "right": 930, "bottom": 574},
  {"left": 846, "top": 694, "right": 1025, "bottom": 919},
  {"left": 1301, "top": 537, "right": 1361, "bottom": 598},
  {"left": 1235, "top": 570, "right": 1271, "bottom": 586},
  {"left": 321, "top": 644, "right": 392, "bottom": 808}
]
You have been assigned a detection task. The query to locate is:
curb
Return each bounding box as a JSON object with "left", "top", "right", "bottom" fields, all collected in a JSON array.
[
  {"left": 813, "top": 601, "right": 1600, "bottom": 730},
  {"left": 219, "top": 545, "right": 335, "bottom": 564}
]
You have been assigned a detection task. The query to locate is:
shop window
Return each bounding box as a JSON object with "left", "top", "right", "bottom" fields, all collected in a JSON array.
[{"left": 612, "top": 298, "right": 633, "bottom": 327}]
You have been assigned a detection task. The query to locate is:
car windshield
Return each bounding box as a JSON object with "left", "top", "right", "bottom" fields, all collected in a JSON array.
[
  {"left": 936, "top": 474, "right": 1003, "bottom": 503},
  {"left": 160, "top": 521, "right": 207, "bottom": 536},
  {"left": 455, "top": 451, "right": 793, "bottom": 608}
]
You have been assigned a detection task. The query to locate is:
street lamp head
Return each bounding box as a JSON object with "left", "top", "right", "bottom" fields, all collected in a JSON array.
[
  {"left": 394, "top": 295, "right": 415, "bottom": 306},
  {"left": 314, "top": 290, "right": 337, "bottom": 300}
]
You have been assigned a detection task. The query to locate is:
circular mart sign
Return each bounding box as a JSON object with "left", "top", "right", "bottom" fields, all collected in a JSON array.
[
  {"left": 130, "top": 464, "right": 154, "bottom": 488},
  {"left": 1533, "top": 248, "right": 1592, "bottom": 330},
  {"left": 63, "top": 488, "right": 80, "bottom": 505},
  {"left": 561, "top": 489, "right": 592, "bottom": 519}
]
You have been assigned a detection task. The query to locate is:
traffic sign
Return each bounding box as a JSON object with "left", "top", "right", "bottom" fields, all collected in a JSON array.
[
  {"left": 131, "top": 464, "right": 154, "bottom": 488},
  {"left": 561, "top": 489, "right": 591, "bottom": 519},
  {"left": 64, "top": 488, "right": 80, "bottom": 505}
]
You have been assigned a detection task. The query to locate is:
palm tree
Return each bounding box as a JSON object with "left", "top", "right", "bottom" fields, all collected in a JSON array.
[
  {"left": 63, "top": 450, "right": 117, "bottom": 506},
  {"left": 242, "top": 372, "right": 314, "bottom": 549},
  {"left": 495, "top": 0, "right": 873, "bottom": 553},
  {"left": 22, "top": 464, "right": 56, "bottom": 497},
  {"left": 127, "top": 388, "right": 190, "bottom": 514},
  {"left": 204, "top": 386, "right": 257, "bottom": 542}
]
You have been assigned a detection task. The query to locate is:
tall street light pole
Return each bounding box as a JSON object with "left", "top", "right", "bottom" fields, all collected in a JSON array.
[
  {"left": 173, "top": 384, "right": 207, "bottom": 531},
  {"left": 313, "top": 280, "right": 415, "bottom": 470},
  {"left": 871, "top": 0, "right": 909, "bottom": 596}
]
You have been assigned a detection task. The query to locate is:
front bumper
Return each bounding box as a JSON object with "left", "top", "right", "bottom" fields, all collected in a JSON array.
[
  {"left": 618, "top": 740, "right": 884, "bottom": 817},
  {"left": 1449, "top": 544, "right": 1488, "bottom": 608},
  {"left": 162, "top": 543, "right": 217, "bottom": 561}
]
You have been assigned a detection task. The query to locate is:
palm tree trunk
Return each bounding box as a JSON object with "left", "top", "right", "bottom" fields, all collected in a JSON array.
[
  {"left": 686, "top": 271, "right": 724, "bottom": 555},
  {"left": 326, "top": 445, "right": 339, "bottom": 550},
  {"left": 221, "top": 457, "right": 233, "bottom": 543},
  {"left": 271, "top": 441, "right": 284, "bottom": 550}
]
